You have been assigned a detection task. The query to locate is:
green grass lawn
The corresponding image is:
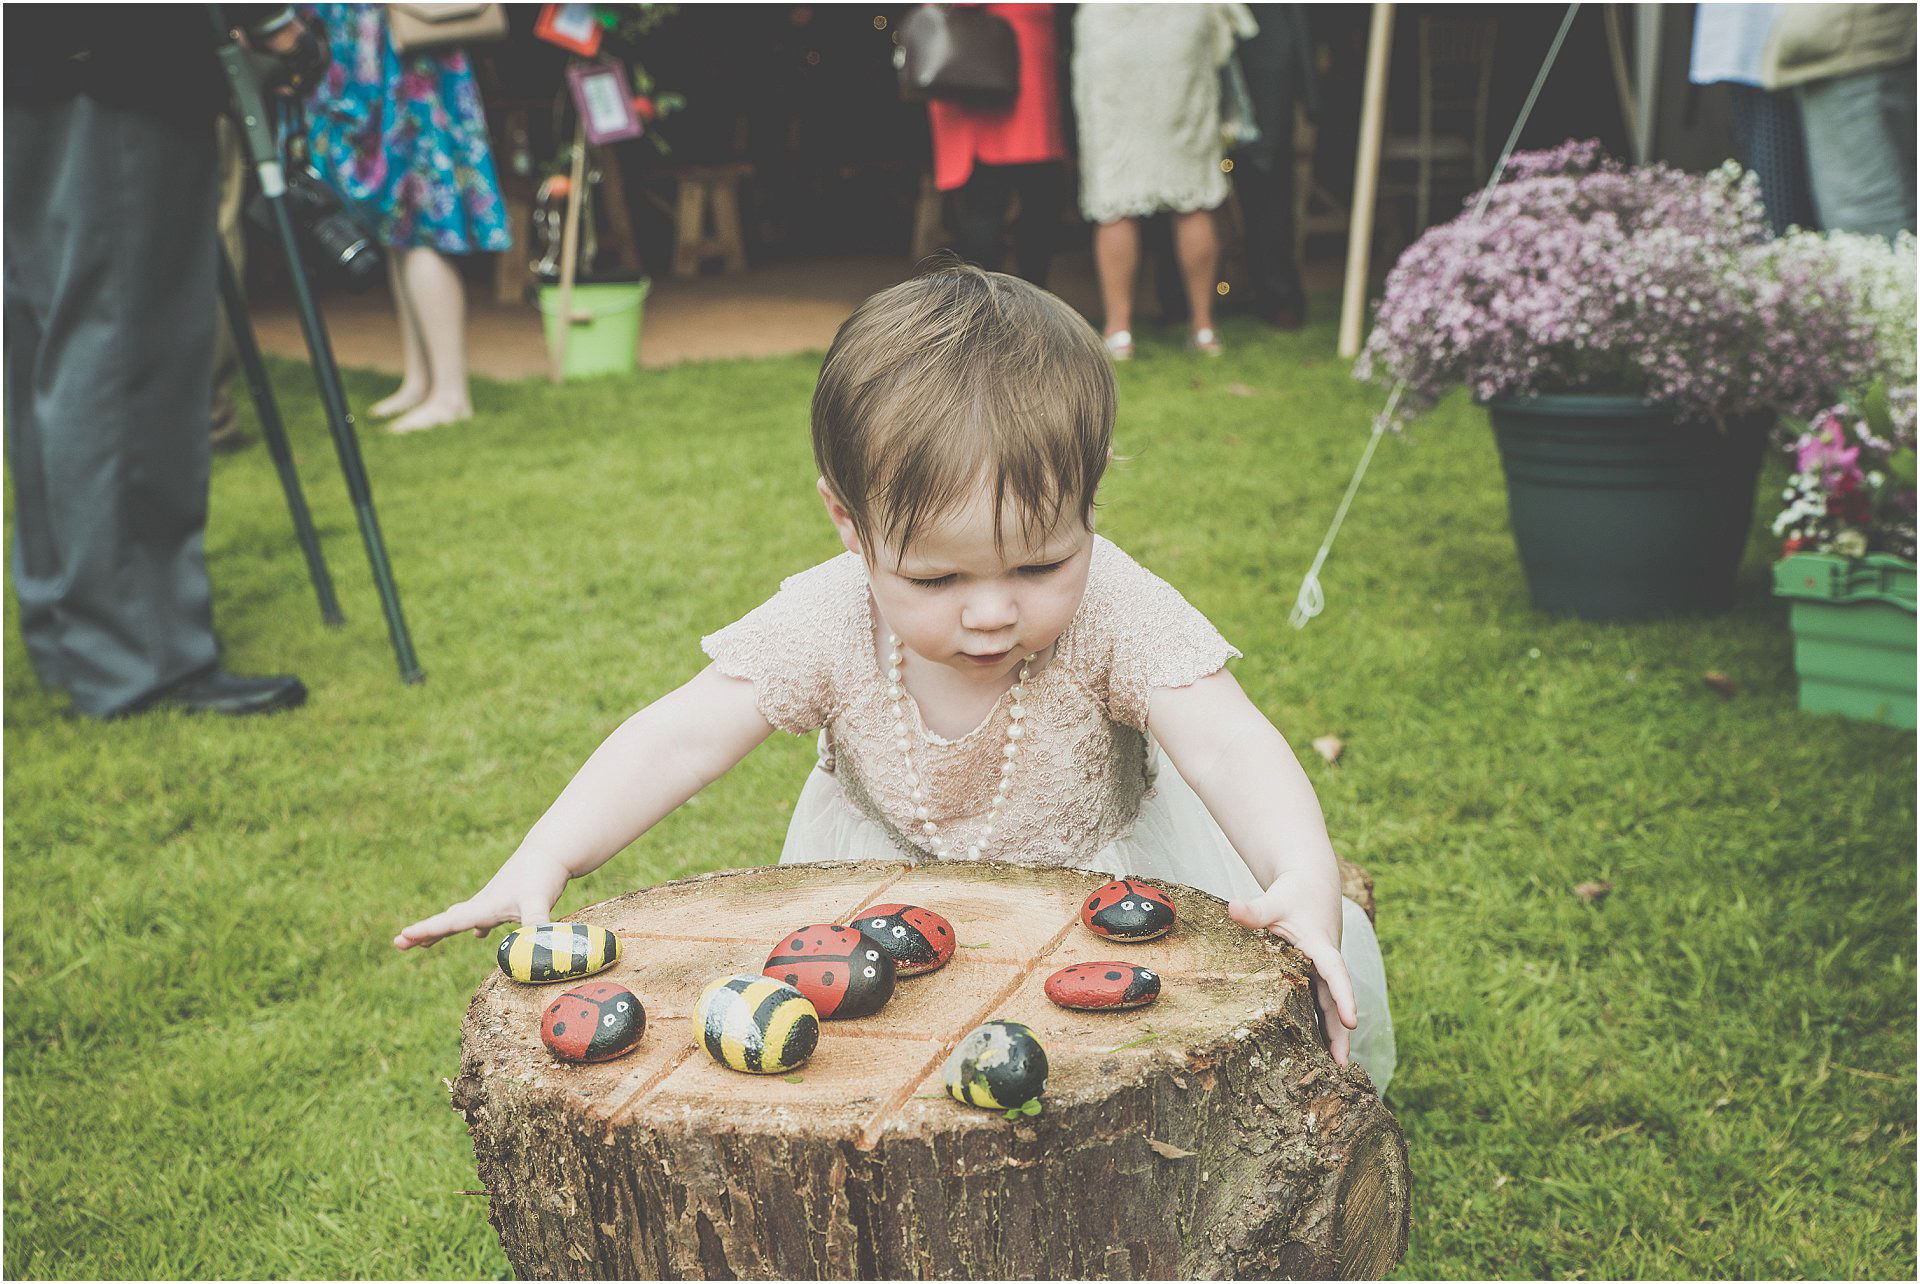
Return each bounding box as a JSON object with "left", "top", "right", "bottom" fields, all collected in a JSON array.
[{"left": 5, "top": 309, "right": 1913, "bottom": 1279}]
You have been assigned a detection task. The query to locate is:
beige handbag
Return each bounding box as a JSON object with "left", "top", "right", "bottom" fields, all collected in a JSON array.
[{"left": 388, "top": 4, "right": 509, "bottom": 56}]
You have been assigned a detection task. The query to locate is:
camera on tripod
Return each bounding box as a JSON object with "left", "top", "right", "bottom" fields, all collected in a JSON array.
[{"left": 250, "top": 164, "right": 382, "bottom": 291}]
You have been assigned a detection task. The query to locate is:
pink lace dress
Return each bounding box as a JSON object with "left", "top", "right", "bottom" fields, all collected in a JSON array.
[{"left": 703, "top": 536, "right": 1394, "bottom": 1089}]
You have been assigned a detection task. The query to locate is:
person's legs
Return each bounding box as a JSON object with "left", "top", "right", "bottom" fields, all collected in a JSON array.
[
  {"left": 951, "top": 162, "right": 1014, "bottom": 273},
  {"left": 372, "top": 254, "right": 432, "bottom": 418},
  {"left": 1172, "top": 206, "right": 1221, "bottom": 343},
  {"left": 1093, "top": 217, "right": 1140, "bottom": 343},
  {"left": 1797, "top": 66, "right": 1918, "bottom": 242},
  {"left": 1726, "top": 84, "right": 1818, "bottom": 236},
  {"left": 4, "top": 97, "right": 222, "bottom": 715},
  {"left": 1006, "top": 162, "right": 1066, "bottom": 288},
  {"left": 389, "top": 245, "right": 474, "bottom": 433}
]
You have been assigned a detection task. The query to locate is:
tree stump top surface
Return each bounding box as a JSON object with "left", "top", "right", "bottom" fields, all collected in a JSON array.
[{"left": 461, "top": 860, "right": 1322, "bottom": 1150}]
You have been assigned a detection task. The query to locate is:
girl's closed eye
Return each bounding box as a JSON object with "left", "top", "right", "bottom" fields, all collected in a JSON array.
[{"left": 906, "top": 560, "right": 1066, "bottom": 588}]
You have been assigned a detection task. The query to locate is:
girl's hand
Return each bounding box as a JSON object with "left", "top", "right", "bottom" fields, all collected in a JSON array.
[
  {"left": 1227, "top": 879, "right": 1358, "bottom": 1066},
  {"left": 393, "top": 856, "right": 571, "bottom": 951}
]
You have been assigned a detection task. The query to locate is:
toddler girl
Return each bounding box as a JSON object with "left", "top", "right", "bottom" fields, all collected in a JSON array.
[{"left": 397, "top": 265, "right": 1393, "bottom": 1089}]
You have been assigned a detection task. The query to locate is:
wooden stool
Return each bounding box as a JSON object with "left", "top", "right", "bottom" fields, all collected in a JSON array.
[
  {"left": 455, "top": 858, "right": 1407, "bottom": 1280},
  {"left": 668, "top": 162, "right": 752, "bottom": 279}
]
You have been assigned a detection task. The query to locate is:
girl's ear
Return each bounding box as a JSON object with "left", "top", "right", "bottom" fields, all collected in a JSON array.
[{"left": 818, "top": 478, "right": 864, "bottom": 558}]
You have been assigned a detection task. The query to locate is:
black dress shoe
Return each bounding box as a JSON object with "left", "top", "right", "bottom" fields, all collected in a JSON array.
[{"left": 148, "top": 668, "right": 308, "bottom": 717}]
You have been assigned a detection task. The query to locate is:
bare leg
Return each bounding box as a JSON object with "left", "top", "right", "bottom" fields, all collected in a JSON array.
[
  {"left": 389, "top": 246, "right": 474, "bottom": 434},
  {"left": 371, "top": 255, "right": 431, "bottom": 418},
  {"left": 1092, "top": 217, "right": 1141, "bottom": 340},
  {"left": 1173, "top": 207, "right": 1221, "bottom": 340}
]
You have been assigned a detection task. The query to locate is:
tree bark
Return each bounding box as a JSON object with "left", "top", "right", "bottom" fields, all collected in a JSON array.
[{"left": 453, "top": 859, "right": 1408, "bottom": 1280}]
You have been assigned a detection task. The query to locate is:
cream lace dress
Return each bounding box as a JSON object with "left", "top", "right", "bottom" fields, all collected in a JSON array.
[
  {"left": 703, "top": 536, "right": 1395, "bottom": 1091},
  {"left": 1071, "top": 3, "right": 1258, "bottom": 223}
]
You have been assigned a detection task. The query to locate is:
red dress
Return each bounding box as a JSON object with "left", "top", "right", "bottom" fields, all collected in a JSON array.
[{"left": 928, "top": 4, "right": 1069, "bottom": 192}]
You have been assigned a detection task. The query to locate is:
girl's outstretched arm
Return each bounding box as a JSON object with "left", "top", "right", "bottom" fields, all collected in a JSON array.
[
  {"left": 394, "top": 664, "right": 777, "bottom": 950},
  {"left": 1148, "top": 669, "right": 1358, "bottom": 1064}
]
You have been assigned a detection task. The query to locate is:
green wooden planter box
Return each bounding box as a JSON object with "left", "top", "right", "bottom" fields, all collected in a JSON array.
[{"left": 1773, "top": 552, "right": 1916, "bottom": 730}]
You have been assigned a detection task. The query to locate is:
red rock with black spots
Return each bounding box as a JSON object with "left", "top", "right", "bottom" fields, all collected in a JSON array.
[
  {"left": 853, "top": 903, "right": 955, "bottom": 976},
  {"left": 1081, "top": 879, "right": 1176, "bottom": 942},
  {"left": 763, "top": 923, "right": 897, "bottom": 1019},
  {"left": 1044, "top": 962, "right": 1162, "bottom": 1011},
  {"left": 540, "top": 982, "right": 646, "bottom": 1063}
]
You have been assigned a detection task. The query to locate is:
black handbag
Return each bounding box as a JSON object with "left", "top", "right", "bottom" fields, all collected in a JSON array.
[{"left": 895, "top": 5, "right": 1021, "bottom": 108}]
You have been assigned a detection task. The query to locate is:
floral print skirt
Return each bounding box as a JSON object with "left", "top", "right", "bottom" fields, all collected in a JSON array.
[{"left": 303, "top": 3, "right": 512, "bottom": 254}]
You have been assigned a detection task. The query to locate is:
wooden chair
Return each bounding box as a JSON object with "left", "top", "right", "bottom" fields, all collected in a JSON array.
[
  {"left": 1293, "top": 103, "right": 1352, "bottom": 263},
  {"left": 666, "top": 162, "right": 753, "bottom": 279},
  {"left": 1378, "top": 15, "right": 1497, "bottom": 234}
]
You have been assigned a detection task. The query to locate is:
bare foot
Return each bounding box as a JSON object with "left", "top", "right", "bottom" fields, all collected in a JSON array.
[
  {"left": 388, "top": 399, "right": 473, "bottom": 434},
  {"left": 370, "top": 384, "right": 429, "bottom": 418}
]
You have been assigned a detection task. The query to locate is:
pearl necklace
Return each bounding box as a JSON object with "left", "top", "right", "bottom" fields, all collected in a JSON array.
[{"left": 887, "top": 634, "right": 1033, "bottom": 861}]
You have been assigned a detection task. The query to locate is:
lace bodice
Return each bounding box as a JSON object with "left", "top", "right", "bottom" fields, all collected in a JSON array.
[{"left": 701, "top": 537, "right": 1240, "bottom": 867}]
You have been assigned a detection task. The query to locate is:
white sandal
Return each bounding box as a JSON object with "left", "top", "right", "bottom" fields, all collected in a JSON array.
[
  {"left": 1189, "top": 327, "right": 1223, "bottom": 357},
  {"left": 1103, "top": 329, "right": 1135, "bottom": 362}
]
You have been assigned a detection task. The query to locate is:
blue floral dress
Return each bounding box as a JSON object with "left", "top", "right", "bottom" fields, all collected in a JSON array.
[{"left": 303, "top": 3, "right": 512, "bottom": 253}]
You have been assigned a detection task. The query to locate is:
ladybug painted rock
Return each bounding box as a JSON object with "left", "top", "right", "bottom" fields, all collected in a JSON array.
[
  {"left": 763, "top": 924, "right": 897, "bottom": 1020},
  {"left": 693, "top": 974, "right": 820, "bottom": 1074},
  {"left": 1044, "top": 962, "right": 1161, "bottom": 1011},
  {"left": 540, "top": 982, "right": 645, "bottom": 1063},
  {"left": 943, "top": 1019, "right": 1049, "bottom": 1110},
  {"left": 1080, "top": 879, "right": 1175, "bottom": 942},
  {"left": 853, "top": 903, "right": 955, "bottom": 977},
  {"left": 497, "top": 922, "right": 621, "bottom": 984}
]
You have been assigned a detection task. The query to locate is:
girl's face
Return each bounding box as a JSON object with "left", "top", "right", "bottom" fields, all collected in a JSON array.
[{"left": 821, "top": 479, "right": 1094, "bottom": 685}]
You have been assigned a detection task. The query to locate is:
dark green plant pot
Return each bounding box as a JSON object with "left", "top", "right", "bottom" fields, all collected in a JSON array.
[{"left": 1486, "top": 394, "right": 1772, "bottom": 621}]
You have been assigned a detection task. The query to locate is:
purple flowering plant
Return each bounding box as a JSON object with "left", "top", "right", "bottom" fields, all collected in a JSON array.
[{"left": 1355, "top": 140, "right": 1880, "bottom": 430}]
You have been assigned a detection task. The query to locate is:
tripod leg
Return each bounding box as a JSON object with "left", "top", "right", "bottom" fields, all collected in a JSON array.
[
  {"left": 266, "top": 198, "right": 426, "bottom": 685},
  {"left": 218, "top": 246, "right": 346, "bottom": 626}
]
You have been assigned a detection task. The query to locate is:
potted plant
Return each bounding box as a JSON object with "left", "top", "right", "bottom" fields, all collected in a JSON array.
[{"left": 1356, "top": 140, "right": 1880, "bottom": 620}]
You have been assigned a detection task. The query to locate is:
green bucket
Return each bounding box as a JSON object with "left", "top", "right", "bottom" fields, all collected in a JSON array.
[
  {"left": 1773, "top": 552, "right": 1916, "bottom": 730},
  {"left": 538, "top": 278, "right": 650, "bottom": 379}
]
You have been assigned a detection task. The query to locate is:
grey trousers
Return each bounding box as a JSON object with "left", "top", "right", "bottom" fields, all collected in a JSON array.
[
  {"left": 5, "top": 96, "right": 221, "bottom": 716},
  {"left": 1798, "top": 65, "right": 1918, "bottom": 242}
]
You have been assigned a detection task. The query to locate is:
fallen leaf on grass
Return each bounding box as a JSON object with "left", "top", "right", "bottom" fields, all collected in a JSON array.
[
  {"left": 1703, "top": 670, "right": 1737, "bottom": 698},
  {"left": 1573, "top": 880, "right": 1613, "bottom": 905},
  {"left": 1312, "top": 735, "right": 1345, "bottom": 764},
  {"left": 1146, "top": 1138, "right": 1198, "bottom": 1159},
  {"left": 1493, "top": 1173, "right": 1509, "bottom": 1189},
  {"left": 1227, "top": 382, "right": 1256, "bottom": 397}
]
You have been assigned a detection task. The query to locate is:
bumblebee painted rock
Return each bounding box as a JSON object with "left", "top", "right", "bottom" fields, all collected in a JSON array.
[
  {"left": 497, "top": 922, "right": 621, "bottom": 984},
  {"left": 540, "top": 982, "right": 645, "bottom": 1063},
  {"left": 854, "top": 903, "right": 955, "bottom": 977},
  {"left": 943, "top": 1019, "right": 1049, "bottom": 1110},
  {"left": 763, "top": 924, "right": 897, "bottom": 1019},
  {"left": 1044, "top": 962, "right": 1161, "bottom": 1011},
  {"left": 1081, "top": 879, "right": 1176, "bottom": 942},
  {"left": 693, "top": 974, "right": 820, "bottom": 1074}
]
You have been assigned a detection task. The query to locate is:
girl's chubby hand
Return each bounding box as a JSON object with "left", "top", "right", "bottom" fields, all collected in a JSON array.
[
  {"left": 393, "top": 856, "right": 571, "bottom": 951},
  {"left": 1226, "top": 876, "right": 1358, "bottom": 1065}
]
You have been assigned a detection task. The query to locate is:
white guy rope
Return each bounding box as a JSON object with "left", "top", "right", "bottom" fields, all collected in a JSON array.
[{"left": 1290, "top": 1, "right": 1585, "bottom": 629}]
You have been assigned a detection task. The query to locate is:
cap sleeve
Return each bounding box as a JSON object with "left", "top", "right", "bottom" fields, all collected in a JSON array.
[
  {"left": 701, "top": 555, "right": 862, "bottom": 735},
  {"left": 1068, "top": 539, "right": 1242, "bottom": 733}
]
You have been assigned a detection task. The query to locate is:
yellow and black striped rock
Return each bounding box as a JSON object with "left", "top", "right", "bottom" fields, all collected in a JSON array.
[
  {"left": 943, "top": 1019, "right": 1049, "bottom": 1110},
  {"left": 692, "top": 974, "right": 820, "bottom": 1074},
  {"left": 496, "top": 923, "right": 621, "bottom": 984}
]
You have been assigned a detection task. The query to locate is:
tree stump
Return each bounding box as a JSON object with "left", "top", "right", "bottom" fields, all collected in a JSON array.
[{"left": 453, "top": 860, "right": 1408, "bottom": 1280}]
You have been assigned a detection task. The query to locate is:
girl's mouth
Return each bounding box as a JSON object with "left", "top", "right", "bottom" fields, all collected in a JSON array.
[{"left": 963, "top": 649, "right": 1012, "bottom": 665}]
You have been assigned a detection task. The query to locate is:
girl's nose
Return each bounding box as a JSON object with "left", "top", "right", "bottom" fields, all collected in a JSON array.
[{"left": 960, "top": 585, "right": 1017, "bottom": 634}]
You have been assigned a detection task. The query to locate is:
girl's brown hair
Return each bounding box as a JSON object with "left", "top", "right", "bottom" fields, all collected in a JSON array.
[{"left": 812, "top": 262, "right": 1115, "bottom": 565}]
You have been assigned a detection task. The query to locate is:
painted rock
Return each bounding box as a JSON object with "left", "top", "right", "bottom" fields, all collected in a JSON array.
[
  {"left": 1044, "top": 962, "right": 1161, "bottom": 1011},
  {"left": 540, "top": 982, "right": 645, "bottom": 1063},
  {"left": 854, "top": 903, "right": 955, "bottom": 976},
  {"left": 1081, "top": 879, "right": 1176, "bottom": 942},
  {"left": 497, "top": 922, "right": 621, "bottom": 984},
  {"left": 693, "top": 974, "right": 820, "bottom": 1074},
  {"left": 943, "top": 1019, "right": 1049, "bottom": 1110},
  {"left": 763, "top": 924, "right": 897, "bottom": 1019}
]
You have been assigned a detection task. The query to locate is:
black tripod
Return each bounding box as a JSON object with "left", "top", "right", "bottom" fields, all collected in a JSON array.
[{"left": 212, "top": 7, "right": 424, "bottom": 685}]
